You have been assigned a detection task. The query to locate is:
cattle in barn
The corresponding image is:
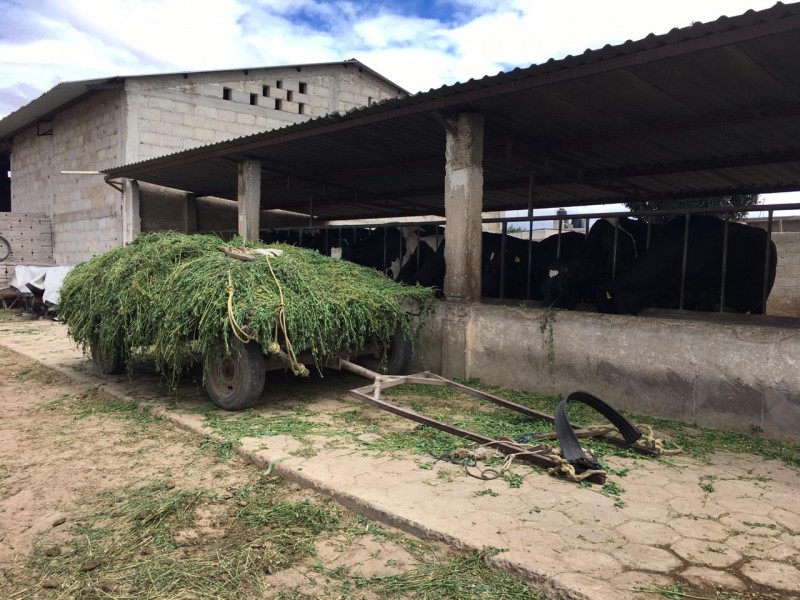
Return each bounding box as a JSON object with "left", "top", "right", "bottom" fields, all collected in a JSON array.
[
  {"left": 391, "top": 226, "right": 446, "bottom": 282},
  {"left": 541, "top": 216, "right": 655, "bottom": 309},
  {"left": 262, "top": 228, "right": 373, "bottom": 256},
  {"left": 397, "top": 230, "right": 584, "bottom": 300},
  {"left": 595, "top": 215, "right": 777, "bottom": 315},
  {"left": 328, "top": 227, "right": 406, "bottom": 271},
  {"left": 482, "top": 231, "right": 586, "bottom": 299}
]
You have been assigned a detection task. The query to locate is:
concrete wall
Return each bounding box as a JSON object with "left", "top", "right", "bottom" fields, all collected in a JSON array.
[
  {"left": 0, "top": 212, "right": 54, "bottom": 287},
  {"left": 767, "top": 231, "right": 800, "bottom": 317},
  {"left": 412, "top": 302, "right": 800, "bottom": 442},
  {"left": 11, "top": 90, "right": 123, "bottom": 264},
  {"left": 139, "top": 185, "right": 310, "bottom": 236}
]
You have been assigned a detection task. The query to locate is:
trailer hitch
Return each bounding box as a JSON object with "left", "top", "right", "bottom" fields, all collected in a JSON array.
[{"left": 336, "top": 359, "right": 661, "bottom": 485}]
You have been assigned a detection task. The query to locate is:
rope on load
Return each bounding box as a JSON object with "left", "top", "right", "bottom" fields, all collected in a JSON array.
[{"left": 223, "top": 245, "right": 308, "bottom": 377}]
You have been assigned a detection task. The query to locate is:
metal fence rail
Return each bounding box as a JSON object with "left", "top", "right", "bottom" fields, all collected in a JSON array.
[{"left": 259, "top": 202, "right": 800, "bottom": 314}]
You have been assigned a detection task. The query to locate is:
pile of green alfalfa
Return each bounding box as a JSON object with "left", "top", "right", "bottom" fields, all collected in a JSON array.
[{"left": 59, "top": 232, "right": 435, "bottom": 383}]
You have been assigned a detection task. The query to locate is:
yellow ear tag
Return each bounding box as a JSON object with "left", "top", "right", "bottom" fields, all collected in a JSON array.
[
  {"left": 514, "top": 256, "right": 521, "bottom": 263},
  {"left": 606, "top": 291, "right": 611, "bottom": 300}
]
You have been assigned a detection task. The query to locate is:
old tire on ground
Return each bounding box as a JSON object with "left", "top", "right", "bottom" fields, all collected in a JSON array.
[
  {"left": 355, "top": 329, "right": 412, "bottom": 375},
  {"left": 204, "top": 340, "right": 265, "bottom": 411},
  {"left": 90, "top": 339, "right": 125, "bottom": 376}
]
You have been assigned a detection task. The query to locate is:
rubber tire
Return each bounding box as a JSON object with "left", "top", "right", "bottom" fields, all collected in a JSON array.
[
  {"left": 204, "top": 340, "right": 266, "bottom": 411},
  {"left": 355, "top": 329, "right": 413, "bottom": 375},
  {"left": 90, "top": 339, "right": 125, "bottom": 376}
]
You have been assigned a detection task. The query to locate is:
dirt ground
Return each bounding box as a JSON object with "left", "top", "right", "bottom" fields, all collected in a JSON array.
[{"left": 0, "top": 345, "right": 538, "bottom": 599}]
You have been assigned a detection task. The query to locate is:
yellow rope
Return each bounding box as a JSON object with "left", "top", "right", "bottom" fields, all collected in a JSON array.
[
  {"left": 262, "top": 252, "right": 308, "bottom": 377},
  {"left": 226, "top": 271, "right": 256, "bottom": 344},
  {"left": 637, "top": 424, "right": 683, "bottom": 455},
  {"left": 548, "top": 458, "right": 607, "bottom": 483}
]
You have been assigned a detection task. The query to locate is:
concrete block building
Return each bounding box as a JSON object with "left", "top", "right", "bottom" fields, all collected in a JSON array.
[{"left": 0, "top": 60, "right": 406, "bottom": 276}]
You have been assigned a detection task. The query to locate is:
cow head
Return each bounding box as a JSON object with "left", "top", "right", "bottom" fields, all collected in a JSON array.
[{"left": 540, "top": 258, "right": 594, "bottom": 309}]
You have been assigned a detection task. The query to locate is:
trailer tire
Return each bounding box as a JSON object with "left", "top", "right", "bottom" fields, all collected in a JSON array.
[
  {"left": 90, "top": 339, "right": 125, "bottom": 376},
  {"left": 204, "top": 340, "right": 265, "bottom": 411},
  {"left": 356, "top": 330, "right": 412, "bottom": 375}
]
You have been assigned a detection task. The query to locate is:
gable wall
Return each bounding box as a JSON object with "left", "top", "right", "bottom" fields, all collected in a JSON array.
[{"left": 127, "top": 64, "right": 403, "bottom": 162}]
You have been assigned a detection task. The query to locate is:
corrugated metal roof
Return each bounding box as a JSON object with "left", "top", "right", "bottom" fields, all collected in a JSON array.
[
  {"left": 0, "top": 59, "right": 406, "bottom": 141},
  {"left": 104, "top": 2, "right": 800, "bottom": 219}
]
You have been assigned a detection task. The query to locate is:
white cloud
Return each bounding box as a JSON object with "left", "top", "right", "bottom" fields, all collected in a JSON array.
[{"left": 0, "top": 0, "right": 784, "bottom": 118}]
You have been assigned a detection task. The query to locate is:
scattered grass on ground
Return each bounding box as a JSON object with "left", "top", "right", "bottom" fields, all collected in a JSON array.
[{"left": 5, "top": 357, "right": 548, "bottom": 600}]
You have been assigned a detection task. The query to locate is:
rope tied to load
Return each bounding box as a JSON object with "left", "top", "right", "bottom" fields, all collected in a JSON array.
[{"left": 223, "top": 245, "right": 308, "bottom": 377}]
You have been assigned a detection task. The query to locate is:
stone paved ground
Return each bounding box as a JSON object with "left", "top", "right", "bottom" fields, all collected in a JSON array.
[{"left": 1, "top": 316, "right": 798, "bottom": 600}]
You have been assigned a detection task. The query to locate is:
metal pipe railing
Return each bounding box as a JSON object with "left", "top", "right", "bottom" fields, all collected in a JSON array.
[{"left": 260, "top": 202, "right": 798, "bottom": 315}]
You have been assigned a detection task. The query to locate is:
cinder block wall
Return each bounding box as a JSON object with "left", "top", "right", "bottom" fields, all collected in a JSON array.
[
  {"left": 0, "top": 212, "right": 54, "bottom": 287},
  {"left": 11, "top": 90, "right": 123, "bottom": 264},
  {"left": 129, "top": 65, "right": 402, "bottom": 161},
  {"left": 768, "top": 231, "right": 800, "bottom": 317},
  {"left": 412, "top": 302, "right": 800, "bottom": 442}
]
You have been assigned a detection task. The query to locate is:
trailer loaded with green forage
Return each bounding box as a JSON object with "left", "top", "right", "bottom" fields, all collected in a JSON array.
[{"left": 58, "top": 232, "right": 436, "bottom": 411}]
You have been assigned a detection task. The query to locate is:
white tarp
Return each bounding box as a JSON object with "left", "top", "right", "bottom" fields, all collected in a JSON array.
[{"left": 8, "top": 265, "right": 72, "bottom": 306}]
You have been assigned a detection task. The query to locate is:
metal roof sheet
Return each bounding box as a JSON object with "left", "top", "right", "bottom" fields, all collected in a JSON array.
[{"left": 104, "top": 2, "right": 800, "bottom": 219}]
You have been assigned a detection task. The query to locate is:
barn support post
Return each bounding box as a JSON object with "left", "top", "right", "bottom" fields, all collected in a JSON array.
[
  {"left": 183, "top": 192, "right": 198, "bottom": 234},
  {"left": 121, "top": 179, "right": 140, "bottom": 245},
  {"left": 237, "top": 159, "right": 261, "bottom": 241},
  {"left": 441, "top": 112, "right": 484, "bottom": 380}
]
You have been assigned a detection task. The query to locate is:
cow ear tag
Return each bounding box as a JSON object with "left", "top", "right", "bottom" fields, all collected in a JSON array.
[
  {"left": 514, "top": 256, "right": 521, "bottom": 263},
  {"left": 606, "top": 291, "right": 612, "bottom": 299}
]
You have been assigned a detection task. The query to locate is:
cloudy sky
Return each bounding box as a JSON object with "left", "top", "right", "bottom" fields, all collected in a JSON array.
[{"left": 0, "top": 0, "right": 783, "bottom": 119}]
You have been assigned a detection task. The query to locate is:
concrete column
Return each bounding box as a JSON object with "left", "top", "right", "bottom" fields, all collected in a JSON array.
[
  {"left": 183, "top": 193, "right": 198, "bottom": 233},
  {"left": 122, "top": 179, "right": 140, "bottom": 244},
  {"left": 443, "top": 113, "right": 484, "bottom": 301},
  {"left": 237, "top": 159, "right": 261, "bottom": 241},
  {"left": 441, "top": 112, "right": 484, "bottom": 380}
]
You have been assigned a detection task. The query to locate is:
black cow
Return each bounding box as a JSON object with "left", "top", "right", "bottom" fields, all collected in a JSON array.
[
  {"left": 483, "top": 231, "right": 585, "bottom": 299},
  {"left": 399, "top": 230, "right": 584, "bottom": 301},
  {"left": 596, "top": 215, "right": 777, "bottom": 315},
  {"left": 541, "top": 217, "right": 656, "bottom": 309}
]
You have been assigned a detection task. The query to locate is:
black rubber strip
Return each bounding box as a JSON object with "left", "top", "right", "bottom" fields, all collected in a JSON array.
[{"left": 555, "top": 391, "right": 643, "bottom": 471}]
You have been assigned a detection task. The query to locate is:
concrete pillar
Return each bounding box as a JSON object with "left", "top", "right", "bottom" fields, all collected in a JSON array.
[
  {"left": 183, "top": 193, "right": 198, "bottom": 234},
  {"left": 122, "top": 179, "right": 140, "bottom": 244},
  {"left": 237, "top": 159, "right": 261, "bottom": 241},
  {"left": 443, "top": 113, "right": 484, "bottom": 301},
  {"left": 441, "top": 112, "right": 484, "bottom": 380}
]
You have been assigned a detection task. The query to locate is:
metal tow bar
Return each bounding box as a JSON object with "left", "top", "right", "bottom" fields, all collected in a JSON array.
[{"left": 337, "top": 359, "right": 659, "bottom": 485}]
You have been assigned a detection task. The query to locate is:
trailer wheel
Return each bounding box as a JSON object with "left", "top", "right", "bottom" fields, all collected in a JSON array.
[
  {"left": 356, "top": 329, "right": 412, "bottom": 375},
  {"left": 204, "top": 340, "right": 265, "bottom": 411},
  {"left": 90, "top": 339, "right": 125, "bottom": 376}
]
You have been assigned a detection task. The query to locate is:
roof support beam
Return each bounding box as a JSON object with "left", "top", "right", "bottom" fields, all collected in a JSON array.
[{"left": 237, "top": 159, "right": 261, "bottom": 241}]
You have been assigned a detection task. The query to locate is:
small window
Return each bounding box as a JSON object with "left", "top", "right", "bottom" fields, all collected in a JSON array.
[
  {"left": 298, "top": 81, "right": 307, "bottom": 94},
  {"left": 276, "top": 80, "right": 283, "bottom": 89},
  {"left": 262, "top": 85, "right": 270, "bottom": 97},
  {"left": 223, "top": 87, "right": 232, "bottom": 100},
  {"left": 275, "top": 99, "right": 282, "bottom": 111},
  {"left": 286, "top": 90, "right": 293, "bottom": 101},
  {"left": 249, "top": 93, "right": 257, "bottom": 106},
  {"left": 298, "top": 103, "right": 305, "bottom": 115},
  {"left": 368, "top": 96, "right": 373, "bottom": 106}
]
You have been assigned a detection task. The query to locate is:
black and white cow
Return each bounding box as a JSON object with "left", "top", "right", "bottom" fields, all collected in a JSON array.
[{"left": 595, "top": 215, "right": 777, "bottom": 315}]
